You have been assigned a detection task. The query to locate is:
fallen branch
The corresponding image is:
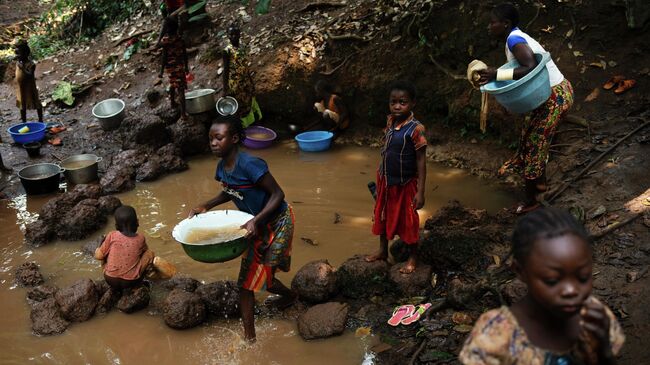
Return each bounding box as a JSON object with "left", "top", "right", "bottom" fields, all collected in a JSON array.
[
  {"left": 556, "top": 127, "right": 586, "bottom": 135},
  {"left": 319, "top": 55, "right": 352, "bottom": 75},
  {"left": 548, "top": 120, "right": 650, "bottom": 202},
  {"left": 590, "top": 213, "right": 641, "bottom": 239},
  {"left": 326, "top": 31, "right": 369, "bottom": 42},
  {"left": 113, "top": 29, "right": 154, "bottom": 47},
  {"left": 409, "top": 339, "right": 427, "bottom": 365},
  {"left": 565, "top": 114, "right": 590, "bottom": 128},
  {"left": 526, "top": 2, "right": 543, "bottom": 29},
  {"left": 297, "top": 1, "right": 346, "bottom": 12},
  {"left": 550, "top": 143, "right": 573, "bottom": 148},
  {"left": 428, "top": 54, "right": 465, "bottom": 81}
]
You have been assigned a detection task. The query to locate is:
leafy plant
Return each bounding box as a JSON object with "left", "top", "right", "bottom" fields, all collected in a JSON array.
[
  {"left": 255, "top": 0, "right": 271, "bottom": 14},
  {"left": 52, "top": 81, "right": 75, "bottom": 106}
]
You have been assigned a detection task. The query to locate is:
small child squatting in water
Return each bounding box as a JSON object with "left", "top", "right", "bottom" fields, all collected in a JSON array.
[
  {"left": 459, "top": 208, "right": 624, "bottom": 365},
  {"left": 94, "top": 206, "right": 158, "bottom": 290},
  {"left": 366, "top": 81, "right": 427, "bottom": 274},
  {"left": 189, "top": 116, "right": 296, "bottom": 342},
  {"left": 14, "top": 40, "right": 43, "bottom": 123}
]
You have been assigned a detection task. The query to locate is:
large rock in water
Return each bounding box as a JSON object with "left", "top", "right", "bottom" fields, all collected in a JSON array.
[
  {"left": 98, "top": 195, "right": 122, "bottom": 215},
  {"left": 54, "top": 278, "right": 98, "bottom": 322},
  {"left": 56, "top": 200, "right": 106, "bottom": 241},
  {"left": 337, "top": 255, "right": 390, "bottom": 298},
  {"left": 24, "top": 220, "right": 54, "bottom": 247},
  {"left": 388, "top": 263, "right": 433, "bottom": 296},
  {"left": 297, "top": 302, "right": 349, "bottom": 340},
  {"left": 136, "top": 155, "right": 164, "bottom": 182},
  {"left": 168, "top": 119, "right": 209, "bottom": 156},
  {"left": 291, "top": 260, "right": 338, "bottom": 303},
  {"left": 195, "top": 281, "right": 240, "bottom": 318},
  {"left": 30, "top": 297, "right": 70, "bottom": 336},
  {"left": 116, "top": 285, "right": 150, "bottom": 313},
  {"left": 97, "top": 286, "right": 121, "bottom": 314},
  {"left": 162, "top": 289, "right": 206, "bottom": 329},
  {"left": 121, "top": 114, "right": 170, "bottom": 150},
  {"left": 100, "top": 149, "right": 147, "bottom": 194},
  {"left": 14, "top": 262, "right": 44, "bottom": 287},
  {"left": 161, "top": 275, "right": 201, "bottom": 292},
  {"left": 38, "top": 184, "right": 102, "bottom": 224},
  {"left": 157, "top": 143, "right": 188, "bottom": 172}
]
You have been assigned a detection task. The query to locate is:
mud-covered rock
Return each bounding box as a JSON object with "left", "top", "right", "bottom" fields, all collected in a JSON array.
[
  {"left": 136, "top": 156, "right": 164, "bottom": 182},
  {"left": 168, "top": 119, "right": 209, "bottom": 156},
  {"left": 389, "top": 263, "right": 433, "bottom": 296},
  {"left": 15, "top": 262, "right": 44, "bottom": 287},
  {"left": 112, "top": 149, "right": 149, "bottom": 170},
  {"left": 297, "top": 302, "right": 349, "bottom": 340},
  {"left": 116, "top": 285, "right": 150, "bottom": 314},
  {"left": 161, "top": 275, "right": 201, "bottom": 292},
  {"left": 54, "top": 278, "right": 98, "bottom": 322},
  {"left": 97, "top": 286, "right": 121, "bottom": 314},
  {"left": 144, "top": 87, "right": 163, "bottom": 106},
  {"left": 157, "top": 143, "right": 188, "bottom": 171},
  {"left": 98, "top": 195, "right": 122, "bottom": 215},
  {"left": 500, "top": 278, "right": 527, "bottom": 305},
  {"left": 82, "top": 236, "right": 104, "bottom": 256},
  {"left": 195, "top": 281, "right": 240, "bottom": 318},
  {"left": 155, "top": 104, "right": 181, "bottom": 125},
  {"left": 24, "top": 220, "right": 54, "bottom": 247},
  {"left": 291, "top": 259, "right": 338, "bottom": 303},
  {"left": 122, "top": 114, "right": 171, "bottom": 149},
  {"left": 38, "top": 184, "right": 101, "bottom": 223},
  {"left": 30, "top": 297, "right": 70, "bottom": 336},
  {"left": 27, "top": 284, "right": 58, "bottom": 304},
  {"left": 162, "top": 288, "right": 206, "bottom": 329},
  {"left": 100, "top": 165, "right": 135, "bottom": 194},
  {"left": 56, "top": 202, "right": 106, "bottom": 241},
  {"left": 337, "top": 255, "right": 390, "bottom": 298}
]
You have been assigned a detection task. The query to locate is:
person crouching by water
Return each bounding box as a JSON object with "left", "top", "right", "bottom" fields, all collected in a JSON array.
[
  {"left": 311, "top": 80, "right": 350, "bottom": 135},
  {"left": 366, "top": 80, "right": 427, "bottom": 274},
  {"left": 478, "top": 3, "right": 574, "bottom": 214},
  {"left": 14, "top": 40, "right": 43, "bottom": 123},
  {"left": 95, "top": 206, "right": 156, "bottom": 290},
  {"left": 159, "top": 16, "right": 189, "bottom": 119},
  {"left": 459, "top": 208, "right": 624, "bottom": 365},
  {"left": 189, "top": 115, "right": 296, "bottom": 342}
]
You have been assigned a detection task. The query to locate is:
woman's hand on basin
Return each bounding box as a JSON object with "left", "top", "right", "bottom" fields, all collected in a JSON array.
[{"left": 188, "top": 206, "right": 207, "bottom": 218}]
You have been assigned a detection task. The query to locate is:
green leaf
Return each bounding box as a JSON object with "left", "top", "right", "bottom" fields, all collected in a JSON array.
[
  {"left": 188, "top": 0, "right": 207, "bottom": 14},
  {"left": 188, "top": 13, "right": 209, "bottom": 23},
  {"left": 123, "top": 41, "right": 140, "bottom": 61},
  {"left": 255, "top": 0, "right": 271, "bottom": 14},
  {"left": 52, "top": 81, "right": 75, "bottom": 106}
]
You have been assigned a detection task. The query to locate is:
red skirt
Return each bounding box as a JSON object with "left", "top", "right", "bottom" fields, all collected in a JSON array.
[{"left": 371, "top": 173, "right": 419, "bottom": 244}]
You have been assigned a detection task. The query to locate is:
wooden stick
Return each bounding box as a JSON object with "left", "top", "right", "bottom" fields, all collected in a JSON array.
[
  {"left": 409, "top": 339, "right": 427, "bottom": 365},
  {"left": 548, "top": 120, "right": 650, "bottom": 202},
  {"left": 319, "top": 54, "right": 352, "bottom": 75},
  {"left": 113, "top": 29, "right": 154, "bottom": 47},
  {"left": 590, "top": 213, "right": 641, "bottom": 239},
  {"left": 326, "top": 31, "right": 369, "bottom": 42},
  {"left": 428, "top": 54, "right": 465, "bottom": 80}
]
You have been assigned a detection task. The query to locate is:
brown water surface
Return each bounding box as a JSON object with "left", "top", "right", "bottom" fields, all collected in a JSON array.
[{"left": 0, "top": 143, "right": 514, "bottom": 364}]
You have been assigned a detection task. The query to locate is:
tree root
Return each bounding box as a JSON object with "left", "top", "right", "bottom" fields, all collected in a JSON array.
[
  {"left": 590, "top": 213, "right": 641, "bottom": 239},
  {"left": 427, "top": 54, "right": 465, "bottom": 81}
]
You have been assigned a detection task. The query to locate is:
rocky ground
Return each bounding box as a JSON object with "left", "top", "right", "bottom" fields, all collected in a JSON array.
[{"left": 1, "top": 1, "right": 649, "bottom": 364}]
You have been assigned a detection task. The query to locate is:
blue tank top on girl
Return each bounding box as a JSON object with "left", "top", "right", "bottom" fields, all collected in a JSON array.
[{"left": 215, "top": 151, "right": 287, "bottom": 219}]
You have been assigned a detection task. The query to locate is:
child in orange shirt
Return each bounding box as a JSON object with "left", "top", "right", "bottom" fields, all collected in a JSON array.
[{"left": 95, "top": 205, "right": 156, "bottom": 290}]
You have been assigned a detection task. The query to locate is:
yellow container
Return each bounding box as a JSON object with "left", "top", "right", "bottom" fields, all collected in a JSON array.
[{"left": 18, "top": 126, "right": 30, "bottom": 134}]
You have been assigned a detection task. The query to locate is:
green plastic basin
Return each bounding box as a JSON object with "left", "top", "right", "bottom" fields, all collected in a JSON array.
[{"left": 172, "top": 210, "right": 253, "bottom": 263}]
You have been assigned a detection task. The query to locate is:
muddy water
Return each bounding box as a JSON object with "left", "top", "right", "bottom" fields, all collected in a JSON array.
[{"left": 0, "top": 143, "right": 513, "bottom": 364}]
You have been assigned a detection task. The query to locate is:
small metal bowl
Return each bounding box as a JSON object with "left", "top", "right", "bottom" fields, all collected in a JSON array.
[{"left": 216, "top": 96, "right": 239, "bottom": 116}]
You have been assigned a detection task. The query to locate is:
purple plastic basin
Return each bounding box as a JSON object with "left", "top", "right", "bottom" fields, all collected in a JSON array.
[{"left": 243, "top": 126, "right": 277, "bottom": 149}]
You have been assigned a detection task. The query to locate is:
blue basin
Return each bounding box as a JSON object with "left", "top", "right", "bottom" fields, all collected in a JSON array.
[
  {"left": 295, "top": 131, "right": 334, "bottom": 152},
  {"left": 481, "top": 52, "right": 551, "bottom": 114},
  {"left": 7, "top": 122, "right": 47, "bottom": 144}
]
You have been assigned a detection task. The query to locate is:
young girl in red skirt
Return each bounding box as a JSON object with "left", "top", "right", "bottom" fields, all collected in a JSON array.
[{"left": 366, "top": 81, "right": 427, "bottom": 274}]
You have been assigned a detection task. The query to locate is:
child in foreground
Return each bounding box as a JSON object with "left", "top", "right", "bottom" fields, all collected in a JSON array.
[
  {"left": 366, "top": 80, "right": 427, "bottom": 274},
  {"left": 189, "top": 115, "right": 296, "bottom": 342},
  {"left": 95, "top": 206, "right": 171, "bottom": 290},
  {"left": 459, "top": 208, "right": 625, "bottom": 365},
  {"left": 14, "top": 40, "right": 43, "bottom": 123}
]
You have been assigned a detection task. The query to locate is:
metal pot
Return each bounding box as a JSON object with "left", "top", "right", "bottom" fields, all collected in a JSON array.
[
  {"left": 185, "top": 89, "right": 216, "bottom": 114},
  {"left": 216, "top": 96, "right": 239, "bottom": 116},
  {"left": 18, "top": 163, "right": 64, "bottom": 195},
  {"left": 92, "top": 98, "right": 125, "bottom": 131},
  {"left": 60, "top": 154, "right": 102, "bottom": 184}
]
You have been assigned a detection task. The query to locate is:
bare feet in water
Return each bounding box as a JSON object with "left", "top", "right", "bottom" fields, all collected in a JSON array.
[
  {"left": 399, "top": 256, "right": 417, "bottom": 274},
  {"left": 365, "top": 251, "right": 387, "bottom": 262}
]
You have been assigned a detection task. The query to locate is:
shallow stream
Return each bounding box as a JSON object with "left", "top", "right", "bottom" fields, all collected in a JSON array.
[{"left": 0, "top": 143, "right": 513, "bottom": 364}]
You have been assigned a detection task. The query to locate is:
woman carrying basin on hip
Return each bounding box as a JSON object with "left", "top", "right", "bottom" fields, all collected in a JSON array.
[
  {"left": 478, "top": 3, "right": 574, "bottom": 214},
  {"left": 188, "top": 115, "right": 296, "bottom": 342}
]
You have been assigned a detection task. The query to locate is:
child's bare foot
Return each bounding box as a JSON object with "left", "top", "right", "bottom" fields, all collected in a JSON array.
[
  {"left": 266, "top": 292, "right": 298, "bottom": 310},
  {"left": 365, "top": 252, "right": 387, "bottom": 262},
  {"left": 399, "top": 258, "right": 417, "bottom": 274}
]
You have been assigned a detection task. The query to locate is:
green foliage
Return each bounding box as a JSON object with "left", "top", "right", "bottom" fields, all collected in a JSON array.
[
  {"left": 52, "top": 81, "right": 75, "bottom": 106},
  {"left": 255, "top": 0, "right": 272, "bottom": 14},
  {"left": 188, "top": 0, "right": 207, "bottom": 14},
  {"left": 189, "top": 13, "right": 209, "bottom": 23},
  {"left": 123, "top": 40, "right": 141, "bottom": 60},
  {"left": 28, "top": 34, "right": 67, "bottom": 60}
]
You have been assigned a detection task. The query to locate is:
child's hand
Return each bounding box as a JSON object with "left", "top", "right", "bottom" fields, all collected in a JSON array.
[
  {"left": 241, "top": 218, "right": 258, "bottom": 238},
  {"left": 580, "top": 297, "right": 613, "bottom": 359},
  {"left": 188, "top": 206, "right": 207, "bottom": 218},
  {"left": 413, "top": 192, "right": 425, "bottom": 210}
]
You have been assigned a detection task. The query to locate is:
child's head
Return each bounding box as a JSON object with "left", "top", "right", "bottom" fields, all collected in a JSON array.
[
  {"left": 227, "top": 23, "right": 241, "bottom": 46},
  {"left": 14, "top": 40, "right": 30, "bottom": 60},
  {"left": 388, "top": 80, "right": 416, "bottom": 121},
  {"left": 315, "top": 80, "right": 335, "bottom": 98},
  {"left": 209, "top": 115, "right": 244, "bottom": 157},
  {"left": 511, "top": 207, "right": 592, "bottom": 317},
  {"left": 489, "top": 3, "right": 519, "bottom": 38},
  {"left": 114, "top": 205, "right": 139, "bottom": 234}
]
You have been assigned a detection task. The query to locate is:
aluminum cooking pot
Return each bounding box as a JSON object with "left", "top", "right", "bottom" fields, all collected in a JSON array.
[
  {"left": 60, "top": 154, "right": 102, "bottom": 184},
  {"left": 17, "top": 163, "right": 64, "bottom": 195},
  {"left": 216, "top": 96, "right": 239, "bottom": 116},
  {"left": 185, "top": 89, "right": 216, "bottom": 114},
  {"left": 92, "top": 98, "right": 125, "bottom": 131}
]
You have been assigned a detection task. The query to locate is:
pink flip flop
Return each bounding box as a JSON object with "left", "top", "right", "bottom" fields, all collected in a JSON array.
[
  {"left": 387, "top": 304, "right": 415, "bottom": 326},
  {"left": 400, "top": 303, "right": 432, "bottom": 325}
]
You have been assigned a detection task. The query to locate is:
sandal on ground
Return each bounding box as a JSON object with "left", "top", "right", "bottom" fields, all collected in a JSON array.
[
  {"left": 387, "top": 304, "right": 415, "bottom": 326},
  {"left": 514, "top": 202, "right": 541, "bottom": 215},
  {"left": 400, "top": 303, "right": 432, "bottom": 325},
  {"left": 603, "top": 75, "right": 625, "bottom": 90},
  {"left": 614, "top": 79, "right": 636, "bottom": 95}
]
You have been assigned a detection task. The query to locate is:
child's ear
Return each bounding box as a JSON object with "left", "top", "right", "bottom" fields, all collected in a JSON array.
[
  {"left": 511, "top": 259, "right": 527, "bottom": 283},
  {"left": 232, "top": 133, "right": 240, "bottom": 144}
]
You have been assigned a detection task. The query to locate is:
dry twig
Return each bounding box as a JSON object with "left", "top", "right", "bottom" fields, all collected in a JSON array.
[
  {"left": 428, "top": 54, "right": 465, "bottom": 81},
  {"left": 590, "top": 213, "right": 641, "bottom": 239}
]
